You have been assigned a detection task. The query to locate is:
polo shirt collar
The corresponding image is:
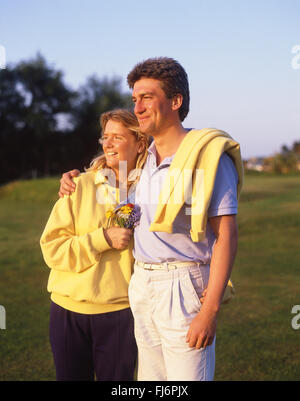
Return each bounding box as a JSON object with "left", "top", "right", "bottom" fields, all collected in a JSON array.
[{"left": 148, "top": 141, "right": 175, "bottom": 167}]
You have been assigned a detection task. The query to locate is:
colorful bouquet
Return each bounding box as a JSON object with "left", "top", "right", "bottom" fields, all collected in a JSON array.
[{"left": 106, "top": 203, "right": 141, "bottom": 229}]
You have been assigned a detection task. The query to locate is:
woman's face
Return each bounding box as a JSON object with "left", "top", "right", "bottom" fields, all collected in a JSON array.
[{"left": 102, "top": 119, "right": 143, "bottom": 180}]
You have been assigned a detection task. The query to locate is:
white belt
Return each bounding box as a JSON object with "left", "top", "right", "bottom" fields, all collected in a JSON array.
[{"left": 135, "top": 260, "right": 200, "bottom": 271}]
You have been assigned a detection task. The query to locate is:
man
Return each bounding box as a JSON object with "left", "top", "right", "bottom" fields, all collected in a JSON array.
[{"left": 60, "top": 57, "right": 243, "bottom": 381}]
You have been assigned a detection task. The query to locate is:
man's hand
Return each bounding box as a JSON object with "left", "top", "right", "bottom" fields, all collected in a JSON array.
[
  {"left": 186, "top": 215, "right": 238, "bottom": 350},
  {"left": 186, "top": 307, "right": 217, "bottom": 349},
  {"left": 58, "top": 169, "right": 80, "bottom": 197},
  {"left": 103, "top": 227, "right": 133, "bottom": 250},
  {"left": 200, "top": 288, "right": 207, "bottom": 304}
]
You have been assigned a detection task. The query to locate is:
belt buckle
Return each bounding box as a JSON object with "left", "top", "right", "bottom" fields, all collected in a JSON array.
[{"left": 165, "top": 262, "right": 177, "bottom": 271}]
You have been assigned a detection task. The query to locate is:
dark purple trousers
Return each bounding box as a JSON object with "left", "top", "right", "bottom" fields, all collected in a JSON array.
[{"left": 49, "top": 302, "right": 137, "bottom": 381}]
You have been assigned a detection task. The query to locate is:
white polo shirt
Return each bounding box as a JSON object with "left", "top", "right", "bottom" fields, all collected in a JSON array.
[{"left": 133, "top": 140, "right": 238, "bottom": 264}]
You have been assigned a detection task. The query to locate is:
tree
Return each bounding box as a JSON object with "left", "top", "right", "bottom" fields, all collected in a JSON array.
[
  {"left": 70, "top": 75, "right": 132, "bottom": 170},
  {"left": 15, "top": 53, "right": 75, "bottom": 176},
  {"left": 264, "top": 151, "right": 298, "bottom": 174},
  {"left": 0, "top": 54, "right": 133, "bottom": 185},
  {"left": 0, "top": 67, "right": 28, "bottom": 183},
  {"left": 292, "top": 141, "right": 300, "bottom": 155}
]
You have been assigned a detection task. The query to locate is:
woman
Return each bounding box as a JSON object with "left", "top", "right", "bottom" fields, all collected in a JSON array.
[{"left": 40, "top": 109, "right": 148, "bottom": 381}]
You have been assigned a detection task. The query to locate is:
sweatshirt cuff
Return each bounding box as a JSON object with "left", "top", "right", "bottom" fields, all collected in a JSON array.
[{"left": 89, "top": 227, "right": 112, "bottom": 253}]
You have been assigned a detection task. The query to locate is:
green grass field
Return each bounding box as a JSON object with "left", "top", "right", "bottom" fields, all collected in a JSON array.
[{"left": 0, "top": 173, "right": 299, "bottom": 381}]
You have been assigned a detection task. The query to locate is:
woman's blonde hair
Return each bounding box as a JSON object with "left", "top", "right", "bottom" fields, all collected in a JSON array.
[{"left": 86, "top": 109, "right": 149, "bottom": 184}]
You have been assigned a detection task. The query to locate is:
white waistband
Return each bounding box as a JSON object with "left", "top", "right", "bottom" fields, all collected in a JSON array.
[{"left": 135, "top": 260, "right": 201, "bottom": 271}]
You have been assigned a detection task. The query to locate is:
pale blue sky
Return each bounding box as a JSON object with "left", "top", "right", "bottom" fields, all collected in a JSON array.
[{"left": 1, "top": 0, "right": 299, "bottom": 158}]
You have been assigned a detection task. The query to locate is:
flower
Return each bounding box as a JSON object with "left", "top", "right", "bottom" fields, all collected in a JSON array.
[
  {"left": 105, "top": 210, "right": 115, "bottom": 219},
  {"left": 119, "top": 205, "right": 132, "bottom": 215},
  {"left": 106, "top": 203, "right": 141, "bottom": 229}
]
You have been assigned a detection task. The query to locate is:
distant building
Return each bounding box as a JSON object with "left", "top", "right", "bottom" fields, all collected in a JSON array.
[{"left": 244, "top": 157, "right": 264, "bottom": 172}]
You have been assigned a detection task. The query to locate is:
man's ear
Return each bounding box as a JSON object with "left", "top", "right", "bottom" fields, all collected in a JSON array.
[{"left": 172, "top": 94, "right": 183, "bottom": 111}]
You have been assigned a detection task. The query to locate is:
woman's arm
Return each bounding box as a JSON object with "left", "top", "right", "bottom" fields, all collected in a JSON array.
[{"left": 40, "top": 193, "right": 113, "bottom": 273}]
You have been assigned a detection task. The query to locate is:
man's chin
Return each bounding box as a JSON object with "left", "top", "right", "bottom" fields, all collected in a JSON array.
[
  {"left": 139, "top": 125, "right": 153, "bottom": 136},
  {"left": 140, "top": 130, "right": 152, "bottom": 137}
]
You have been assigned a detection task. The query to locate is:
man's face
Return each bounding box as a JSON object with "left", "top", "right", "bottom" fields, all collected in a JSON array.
[{"left": 132, "top": 78, "right": 175, "bottom": 137}]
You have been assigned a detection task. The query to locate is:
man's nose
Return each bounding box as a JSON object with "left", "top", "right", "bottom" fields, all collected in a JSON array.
[{"left": 134, "top": 100, "right": 145, "bottom": 115}]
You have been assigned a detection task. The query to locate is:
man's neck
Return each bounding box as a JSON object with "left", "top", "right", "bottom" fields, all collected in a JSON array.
[{"left": 153, "top": 125, "right": 188, "bottom": 165}]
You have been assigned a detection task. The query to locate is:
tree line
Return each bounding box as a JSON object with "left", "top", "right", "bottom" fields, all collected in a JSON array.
[
  {"left": 0, "top": 53, "right": 132, "bottom": 185},
  {"left": 263, "top": 142, "right": 300, "bottom": 174}
]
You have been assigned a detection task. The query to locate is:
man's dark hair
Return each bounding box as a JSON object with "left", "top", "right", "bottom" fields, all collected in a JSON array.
[{"left": 127, "top": 57, "right": 190, "bottom": 122}]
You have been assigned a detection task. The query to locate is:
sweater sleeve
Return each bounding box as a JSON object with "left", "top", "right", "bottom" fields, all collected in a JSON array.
[{"left": 40, "top": 184, "right": 112, "bottom": 273}]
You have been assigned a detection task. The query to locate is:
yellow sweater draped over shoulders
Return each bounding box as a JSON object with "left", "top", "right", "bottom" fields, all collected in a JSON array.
[{"left": 149, "top": 128, "right": 244, "bottom": 242}]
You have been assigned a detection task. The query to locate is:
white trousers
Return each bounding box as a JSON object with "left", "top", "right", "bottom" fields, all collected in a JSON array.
[{"left": 128, "top": 262, "right": 215, "bottom": 381}]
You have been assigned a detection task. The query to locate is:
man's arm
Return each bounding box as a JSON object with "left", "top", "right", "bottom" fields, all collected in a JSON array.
[
  {"left": 186, "top": 214, "right": 238, "bottom": 349},
  {"left": 58, "top": 169, "right": 80, "bottom": 197}
]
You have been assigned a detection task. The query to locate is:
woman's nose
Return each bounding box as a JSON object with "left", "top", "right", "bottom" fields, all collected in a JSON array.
[{"left": 105, "top": 136, "right": 115, "bottom": 146}]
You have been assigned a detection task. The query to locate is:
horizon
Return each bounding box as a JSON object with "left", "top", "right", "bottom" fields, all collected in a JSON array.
[{"left": 1, "top": 0, "right": 299, "bottom": 159}]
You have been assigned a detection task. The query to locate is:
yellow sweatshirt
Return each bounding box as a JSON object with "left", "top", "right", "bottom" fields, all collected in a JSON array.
[
  {"left": 149, "top": 128, "right": 244, "bottom": 242},
  {"left": 40, "top": 170, "right": 134, "bottom": 314}
]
